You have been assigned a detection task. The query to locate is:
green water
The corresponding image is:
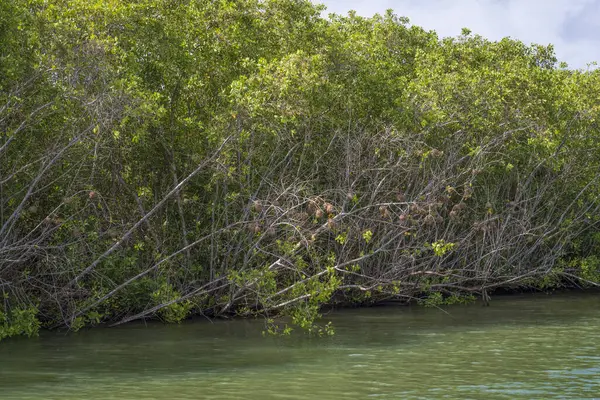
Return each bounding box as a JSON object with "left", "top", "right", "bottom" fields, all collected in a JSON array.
[{"left": 1, "top": 293, "right": 600, "bottom": 399}]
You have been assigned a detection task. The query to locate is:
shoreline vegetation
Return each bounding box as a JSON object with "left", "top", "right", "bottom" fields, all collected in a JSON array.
[{"left": 1, "top": 0, "right": 600, "bottom": 340}]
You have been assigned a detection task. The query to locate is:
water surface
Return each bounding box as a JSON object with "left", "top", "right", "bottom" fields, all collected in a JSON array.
[{"left": 1, "top": 293, "right": 600, "bottom": 399}]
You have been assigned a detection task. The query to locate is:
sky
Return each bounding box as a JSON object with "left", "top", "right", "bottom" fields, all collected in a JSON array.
[{"left": 314, "top": 0, "right": 600, "bottom": 69}]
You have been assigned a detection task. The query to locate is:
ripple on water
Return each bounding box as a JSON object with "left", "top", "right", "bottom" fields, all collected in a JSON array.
[{"left": 2, "top": 294, "right": 600, "bottom": 399}]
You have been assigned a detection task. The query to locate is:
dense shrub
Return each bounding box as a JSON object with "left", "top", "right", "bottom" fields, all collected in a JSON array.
[{"left": 1, "top": 0, "right": 599, "bottom": 338}]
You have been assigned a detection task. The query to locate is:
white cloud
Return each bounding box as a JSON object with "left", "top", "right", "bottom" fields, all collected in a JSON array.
[{"left": 315, "top": 0, "right": 600, "bottom": 69}]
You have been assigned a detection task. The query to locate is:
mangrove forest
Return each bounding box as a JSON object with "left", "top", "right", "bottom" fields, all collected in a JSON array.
[{"left": 1, "top": 0, "right": 600, "bottom": 340}]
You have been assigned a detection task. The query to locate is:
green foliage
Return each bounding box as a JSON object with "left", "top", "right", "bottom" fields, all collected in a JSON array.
[
  {"left": 335, "top": 232, "right": 348, "bottom": 245},
  {"left": 419, "top": 292, "right": 444, "bottom": 307},
  {"left": 578, "top": 256, "right": 600, "bottom": 284},
  {"left": 263, "top": 319, "right": 293, "bottom": 336},
  {"left": 425, "top": 240, "right": 456, "bottom": 257},
  {"left": 2, "top": 0, "right": 600, "bottom": 338},
  {"left": 419, "top": 292, "right": 476, "bottom": 307},
  {"left": 151, "top": 283, "right": 193, "bottom": 324},
  {"left": 0, "top": 306, "right": 41, "bottom": 341}
]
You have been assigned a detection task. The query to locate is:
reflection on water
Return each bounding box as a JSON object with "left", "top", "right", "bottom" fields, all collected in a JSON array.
[{"left": 1, "top": 293, "right": 600, "bottom": 399}]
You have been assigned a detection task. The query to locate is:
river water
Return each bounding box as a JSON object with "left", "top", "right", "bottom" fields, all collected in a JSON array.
[{"left": 1, "top": 293, "right": 599, "bottom": 399}]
